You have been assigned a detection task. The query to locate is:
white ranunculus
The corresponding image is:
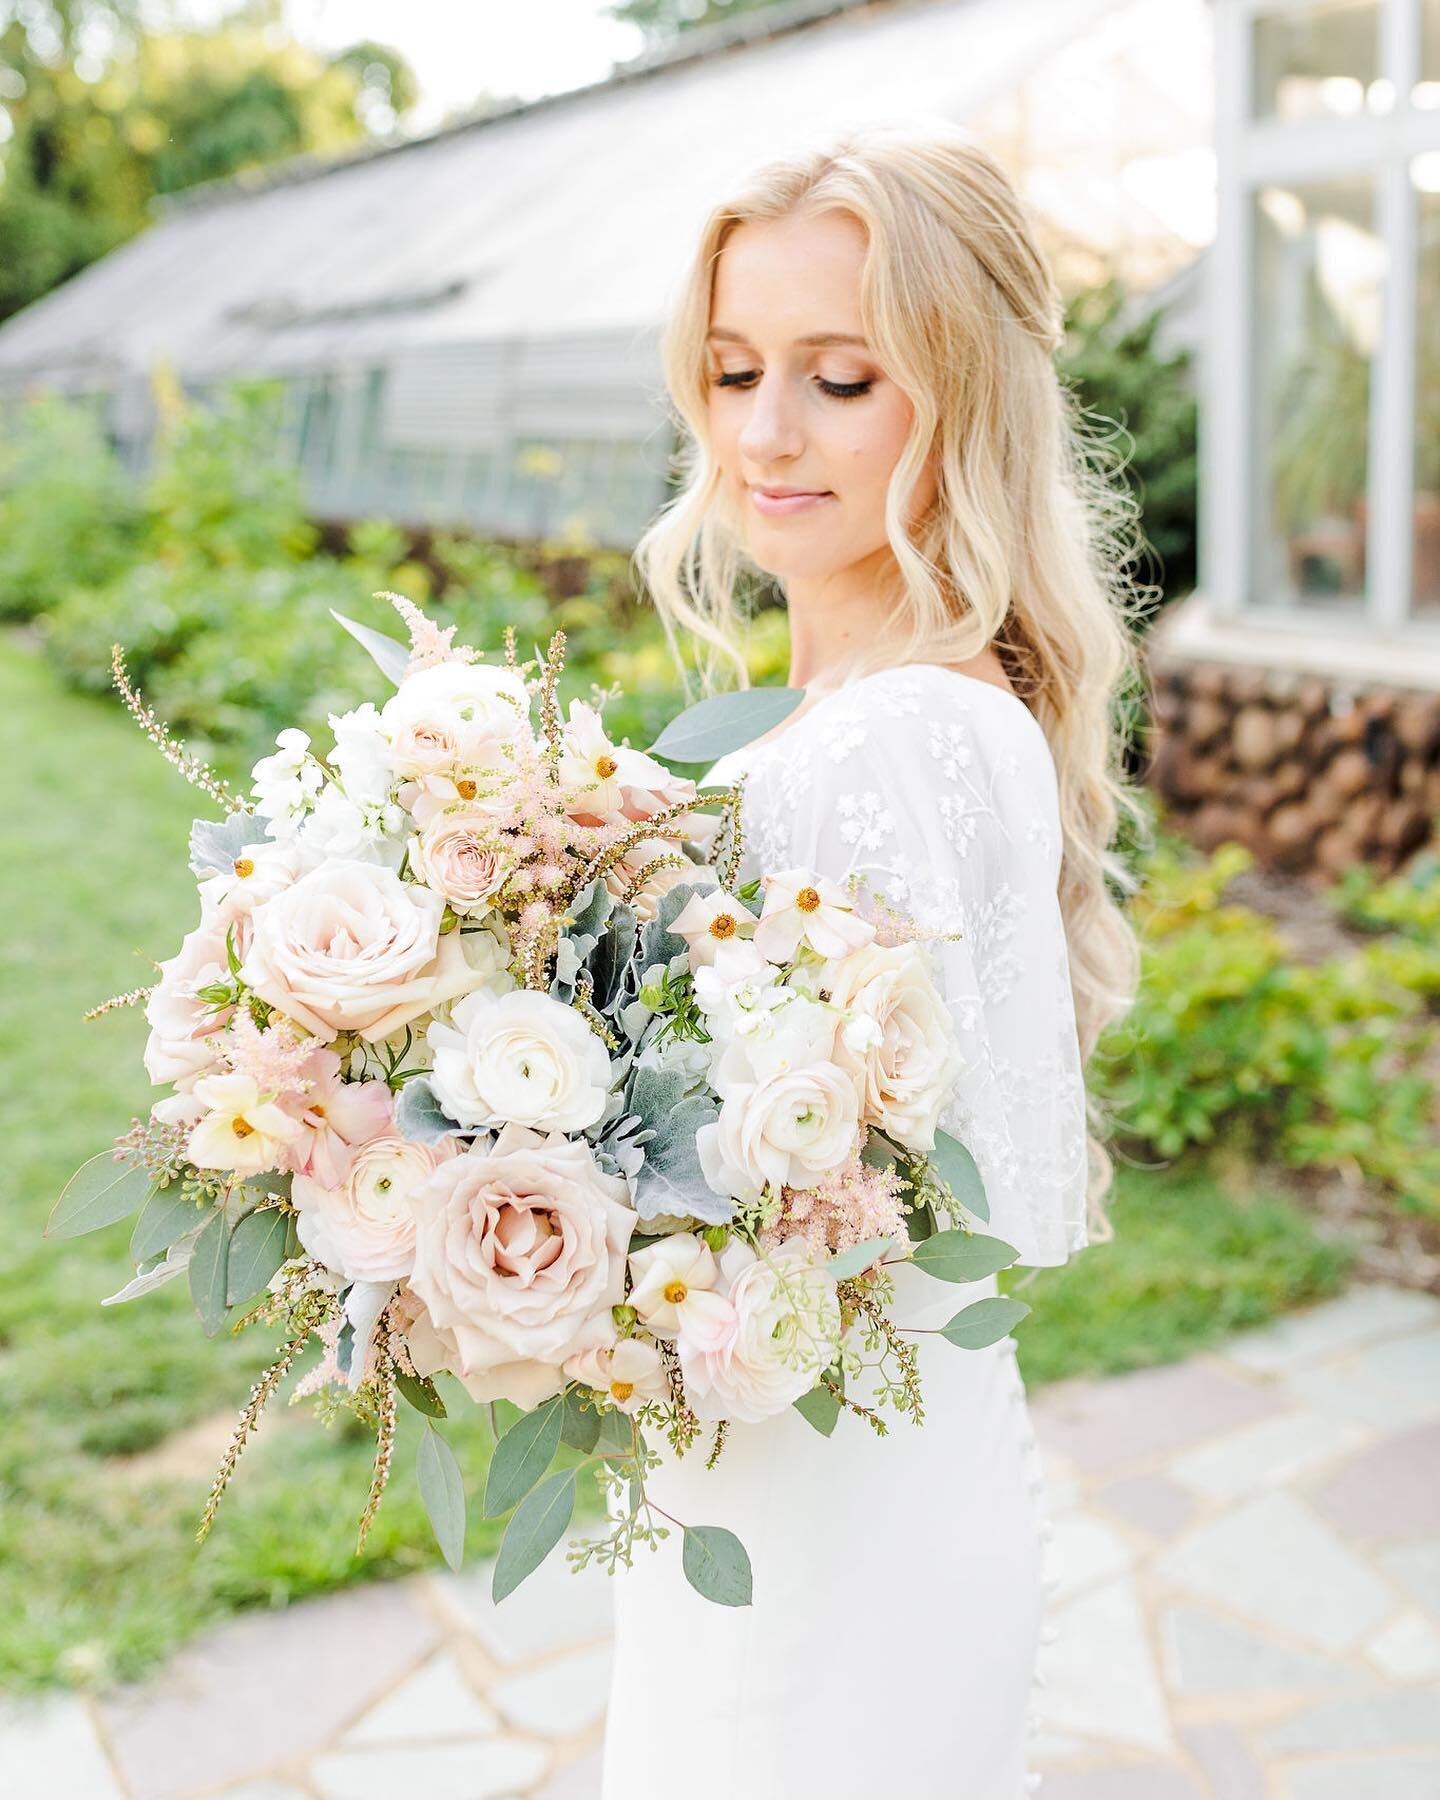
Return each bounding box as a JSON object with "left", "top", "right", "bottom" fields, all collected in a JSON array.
[
  {"left": 823, "top": 942, "right": 965, "bottom": 1152},
  {"left": 403, "top": 1122, "right": 638, "bottom": 1408},
  {"left": 697, "top": 1060, "right": 861, "bottom": 1203},
  {"left": 239, "top": 859, "right": 496, "bottom": 1042},
  {"left": 380, "top": 660, "right": 532, "bottom": 780},
  {"left": 678, "top": 1239, "right": 841, "bottom": 1424},
  {"left": 293, "top": 1132, "right": 459, "bottom": 1283},
  {"left": 426, "top": 987, "right": 611, "bottom": 1133}
]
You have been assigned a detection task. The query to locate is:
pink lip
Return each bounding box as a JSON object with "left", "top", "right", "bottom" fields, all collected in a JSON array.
[{"left": 749, "top": 487, "right": 834, "bottom": 517}]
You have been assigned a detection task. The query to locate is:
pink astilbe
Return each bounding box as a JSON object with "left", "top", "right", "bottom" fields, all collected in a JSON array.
[
  {"left": 219, "top": 1011, "right": 315, "bottom": 1098},
  {"left": 764, "top": 1151, "right": 909, "bottom": 1256},
  {"left": 380, "top": 589, "right": 481, "bottom": 676}
]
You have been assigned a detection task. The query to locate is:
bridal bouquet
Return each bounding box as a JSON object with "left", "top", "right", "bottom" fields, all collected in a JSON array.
[{"left": 49, "top": 594, "right": 1029, "bottom": 1608}]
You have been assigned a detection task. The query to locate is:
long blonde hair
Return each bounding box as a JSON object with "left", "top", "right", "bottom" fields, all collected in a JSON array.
[{"left": 633, "top": 122, "right": 1149, "bottom": 1246}]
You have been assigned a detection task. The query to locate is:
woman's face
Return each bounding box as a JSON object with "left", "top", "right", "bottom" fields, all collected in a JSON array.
[{"left": 705, "top": 208, "right": 937, "bottom": 586}]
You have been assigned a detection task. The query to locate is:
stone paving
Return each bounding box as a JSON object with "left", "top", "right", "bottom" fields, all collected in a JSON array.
[{"left": 5, "top": 1279, "right": 1440, "bottom": 1799}]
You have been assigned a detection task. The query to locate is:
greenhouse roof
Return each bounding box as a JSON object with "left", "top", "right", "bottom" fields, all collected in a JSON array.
[{"left": 0, "top": 0, "right": 1124, "bottom": 390}]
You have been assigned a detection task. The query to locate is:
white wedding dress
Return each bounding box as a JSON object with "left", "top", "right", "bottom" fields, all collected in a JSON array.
[{"left": 600, "top": 664, "right": 1092, "bottom": 1800}]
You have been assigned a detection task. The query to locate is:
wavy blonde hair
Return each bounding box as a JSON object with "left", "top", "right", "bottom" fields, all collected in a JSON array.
[{"left": 632, "top": 122, "right": 1150, "bottom": 1246}]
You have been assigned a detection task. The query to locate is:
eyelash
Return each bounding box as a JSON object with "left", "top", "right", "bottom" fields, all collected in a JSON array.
[{"left": 711, "top": 371, "right": 874, "bottom": 401}]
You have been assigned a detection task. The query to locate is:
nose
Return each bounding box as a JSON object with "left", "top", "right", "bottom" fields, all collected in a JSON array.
[{"left": 736, "top": 372, "right": 805, "bottom": 468}]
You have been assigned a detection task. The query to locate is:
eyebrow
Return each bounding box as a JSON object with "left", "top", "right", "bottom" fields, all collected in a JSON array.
[{"left": 706, "top": 328, "right": 870, "bottom": 348}]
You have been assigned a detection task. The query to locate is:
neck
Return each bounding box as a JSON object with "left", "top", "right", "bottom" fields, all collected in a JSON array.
[{"left": 783, "top": 553, "right": 901, "bottom": 691}]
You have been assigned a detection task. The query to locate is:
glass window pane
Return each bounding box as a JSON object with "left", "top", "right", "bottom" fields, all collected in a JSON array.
[
  {"left": 1250, "top": 177, "right": 1382, "bottom": 614},
  {"left": 1415, "top": 171, "right": 1440, "bottom": 617},
  {"left": 1252, "top": 2, "right": 1380, "bottom": 124}
]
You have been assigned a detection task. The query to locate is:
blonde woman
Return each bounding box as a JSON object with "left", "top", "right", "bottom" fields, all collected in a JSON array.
[{"left": 602, "top": 123, "right": 1147, "bottom": 1798}]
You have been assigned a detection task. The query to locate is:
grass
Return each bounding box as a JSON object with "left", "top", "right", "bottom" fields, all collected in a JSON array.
[{"left": 0, "top": 630, "right": 1353, "bottom": 1698}]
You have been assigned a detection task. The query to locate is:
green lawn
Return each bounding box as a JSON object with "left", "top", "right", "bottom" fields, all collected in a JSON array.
[{"left": 0, "top": 631, "right": 1351, "bottom": 1697}]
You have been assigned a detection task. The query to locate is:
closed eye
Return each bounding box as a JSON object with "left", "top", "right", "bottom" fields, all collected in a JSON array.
[{"left": 711, "top": 371, "right": 874, "bottom": 400}]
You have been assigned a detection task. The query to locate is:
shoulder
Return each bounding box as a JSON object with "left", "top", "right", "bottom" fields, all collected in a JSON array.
[{"left": 743, "top": 663, "right": 1063, "bottom": 892}]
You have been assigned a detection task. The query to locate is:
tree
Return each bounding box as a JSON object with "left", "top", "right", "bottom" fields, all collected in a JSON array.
[{"left": 0, "top": 0, "right": 419, "bottom": 322}]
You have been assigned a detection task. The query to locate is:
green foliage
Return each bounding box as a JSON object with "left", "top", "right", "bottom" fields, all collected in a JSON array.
[
  {"left": 1096, "top": 836, "right": 1440, "bottom": 1216},
  {"left": 1059, "top": 276, "right": 1198, "bottom": 602},
  {"left": 0, "top": 392, "right": 143, "bottom": 621},
  {"left": 1328, "top": 849, "right": 1440, "bottom": 946},
  {"left": 0, "top": 8, "right": 420, "bottom": 324}
]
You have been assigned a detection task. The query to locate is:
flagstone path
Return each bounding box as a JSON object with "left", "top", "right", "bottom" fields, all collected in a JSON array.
[{"left": 5, "top": 1280, "right": 1440, "bottom": 1799}]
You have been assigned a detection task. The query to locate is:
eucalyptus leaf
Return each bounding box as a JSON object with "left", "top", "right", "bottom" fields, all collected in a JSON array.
[
  {"left": 595, "top": 1407, "right": 635, "bottom": 1457},
  {"left": 682, "top": 1524, "right": 753, "bottom": 1607},
  {"left": 938, "top": 1295, "right": 1032, "bottom": 1349},
  {"left": 396, "top": 1371, "right": 447, "bottom": 1418},
  {"left": 46, "top": 1154, "right": 154, "bottom": 1239},
  {"left": 130, "top": 1182, "right": 206, "bottom": 1262},
  {"left": 793, "top": 1382, "right": 842, "bottom": 1436},
  {"left": 826, "top": 1236, "right": 893, "bottom": 1281},
  {"left": 101, "top": 1237, "right": 197, "bottom": 1305},
  {"left": 187, "top": 1208, "right": 230, "bottom": 1336},
  {"left": 910, "top": 1229, "right": 1019, "bottom": 1285},
  {"left": 225, "top": 1206, "right": 291, "bottom": 1305},
  {"left": 648, "top": 687, "right": 806, "bottom": 764},
  {"left": 928, "top": 1129, "right": 990, "bottom": 1224},
  {"left": 560, "top": 1385, "right": 602, "bottom": 1453},
  {"left": 330, "top": 607, "right": 411, "bottom": 686},
  {"left": 483, "top": 1397, "right": 564, "bottom": 1518},
  {"left": 492, "top": 1468, "right": 577, "bottom": 1603},
  {"left": 417, "top": 1422, "right": 467, "bottom": 1572}
]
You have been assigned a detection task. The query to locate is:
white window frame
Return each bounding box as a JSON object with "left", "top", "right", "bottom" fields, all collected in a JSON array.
[{"left": 1205, "top": 0, "right": 1440, "bottom": 639}]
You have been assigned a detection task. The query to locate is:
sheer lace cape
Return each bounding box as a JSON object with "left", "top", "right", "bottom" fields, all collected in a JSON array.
[{"left": 702, "top": 662, "right": 1090, "bottom": 1269}]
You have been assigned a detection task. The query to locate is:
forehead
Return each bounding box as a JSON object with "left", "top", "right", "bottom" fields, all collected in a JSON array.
[{"left": 709, "top": 210, "right": 869, "bottom": 341}]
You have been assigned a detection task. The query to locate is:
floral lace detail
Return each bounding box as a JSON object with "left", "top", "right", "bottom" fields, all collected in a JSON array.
[{"left": 705, "top": 664, "right": 1089, "bottom": 1268}]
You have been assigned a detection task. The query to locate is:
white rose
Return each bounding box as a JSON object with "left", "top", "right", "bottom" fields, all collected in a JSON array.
[
  {"left": 380, "top": 661, "right": 532, "bottom": 779},
  {"left": 823, "top": 942, "right": 965, "bottom": 1151},
  {"left": 293, "top": 1132, "right": 460, "bottom": 1283},
  {"left": 239, "top": 859, "right": 495, "bottom": 1042},
  {"left": 426, "top": 987, "right": 611, "bottom": 1133},
  {"left": 403, "top": 1122, "right": 638, "bottom": 1408},
  {"left": 409, "top": 806, "right": 510, "bottom": 916},
  {"left": 697, "top": 1061, "right": 860, "bottom": 1202},
  {"left": 678, "top": 1239, "right": 841, "bottom": 1424}
]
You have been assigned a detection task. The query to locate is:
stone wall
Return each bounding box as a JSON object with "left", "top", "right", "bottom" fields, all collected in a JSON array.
[{"left": 1146, "top": 656, "right": 1440, "bottom": 882}]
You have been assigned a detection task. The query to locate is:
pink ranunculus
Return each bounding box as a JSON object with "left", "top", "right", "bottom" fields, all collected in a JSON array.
[
  {"left": 280, "top": 1046, "right": 394, "bottom": 1187},
  {"left": 405, "top": 1122, "right": 638, "bottom": 1408},
  {"left": 143, "top": 914, "right": 236, "bottom": 1091},
  {"left": 293, "top": 1131, "right": 459, "bottom": 1283},
  {"left": 238, "top": 859, "right": 495, "bottom": 1042}
]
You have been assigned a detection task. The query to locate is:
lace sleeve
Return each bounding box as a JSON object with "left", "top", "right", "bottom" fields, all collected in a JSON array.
[{"left": 738, "top": 666, "right": 1090, "bottom": 1268}]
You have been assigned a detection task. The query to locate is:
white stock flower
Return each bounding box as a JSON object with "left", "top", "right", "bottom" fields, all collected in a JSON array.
[
  {"left": 426, "top": 987, "right": 610, "bottom": 1133},
  {"left": 824, "top": 942, "right": 966, "bottom": 1152},
  {"left": 327, "top": 702, "right": 393, "bottom": 806},
  {"left": 678, "top": 1239, "right": 841, "bottom": 1424},
  {"left": 752, "top": 868, "right": 876, "bottom": 963},
  {"left": 250, "top": 727, "right": 323, "bottom": 837}
]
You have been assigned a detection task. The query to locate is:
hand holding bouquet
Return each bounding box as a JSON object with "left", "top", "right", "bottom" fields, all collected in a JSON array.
[{"left": 50, "top": 595, "right": 1030, "bottom": 1608}]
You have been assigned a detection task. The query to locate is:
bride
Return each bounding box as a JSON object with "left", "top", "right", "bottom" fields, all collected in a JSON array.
[{"left": 600, "top": 123, "right": 1145, "bottom": 1799}]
